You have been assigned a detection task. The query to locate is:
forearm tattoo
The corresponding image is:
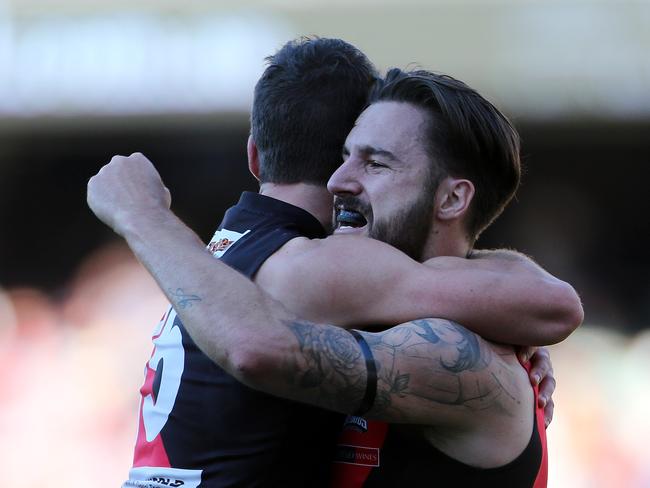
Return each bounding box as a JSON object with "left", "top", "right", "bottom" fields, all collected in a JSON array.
[
  {"left": 283, "top": 320, "right": 367, "bottom": 413},
  {"left": 282, "top": 318, "right": 517, "bottom": 422},
  {"left": 170, "top": 288, "right": 202, "bottom": 309}
]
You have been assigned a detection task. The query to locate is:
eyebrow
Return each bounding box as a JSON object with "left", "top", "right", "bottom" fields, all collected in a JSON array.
[{"left": 342, "top": 144, "right": 400, "bottom": 162}]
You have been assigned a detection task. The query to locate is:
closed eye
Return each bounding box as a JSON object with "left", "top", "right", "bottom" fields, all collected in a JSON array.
[{"left": 367, "top": 159, "right": 387, "bottom": 169}]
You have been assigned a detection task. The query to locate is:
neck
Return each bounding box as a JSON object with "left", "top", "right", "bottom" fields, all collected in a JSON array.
[
  {"left": 420, "top": 221, "right": 472, "bottom": 260},
  {"left": 259, "top": 182, "right": 334, "bottom": 231}
]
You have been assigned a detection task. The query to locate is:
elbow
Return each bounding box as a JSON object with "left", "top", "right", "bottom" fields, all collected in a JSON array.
[
  {"left": 228, "top": 347, "right": 274, "bottom": 390},
  {"left": 542, "top": 280, "right": 584, "bottom": 344},
  {"left": 563, "top": 283, "right": 585, "bottom": 338}
]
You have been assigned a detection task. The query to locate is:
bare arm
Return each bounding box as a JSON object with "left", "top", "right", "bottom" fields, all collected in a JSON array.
[
  {"left": 86, "top": 154, "right": 532, "bottom": 437},
  {"left": 257, "top": 234, "right": 582, "bottom": 345},
  {"left": 276, "top": 317, "right": 526, "bottom": 428},
  {"left": 87, "top": 153, "right": 581, "bottom": 349},
  {"left": 114, "top": 212, "right": 522, "bottom": 427}
]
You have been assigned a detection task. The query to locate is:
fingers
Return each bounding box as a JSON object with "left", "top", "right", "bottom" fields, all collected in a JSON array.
[
  {"left": 528, "top": 346, "right": 552, "bottom": 387},
  {"left": 538, "top": 373, "right": 556, "bottom": 405},
  {"left": 517, "top": 346, "right": 537, "bottom": 365},
  {"left": 534, "top": 349, "right": 556, "bottom": 428},
  {"left": 86, "top": 151, "right": 169, "bottom": 233},
  {"left": 542, "top": 394, "right": 555, "bottom": 429},
  {"left": 104, "top": 152, "right": 149, "bottom": 167}
]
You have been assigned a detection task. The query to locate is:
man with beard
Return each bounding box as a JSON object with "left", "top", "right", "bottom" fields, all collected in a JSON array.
[{"left": 88, "top": 40, "right": 580, "bottom": 487}]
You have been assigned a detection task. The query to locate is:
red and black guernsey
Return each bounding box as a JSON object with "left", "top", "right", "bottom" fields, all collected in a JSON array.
[
  {"left": 330, "top": 362, "right": 548, "bottom": 487},
  {"left": 126, "top": 192, "right": 343, "bottom": 488}
]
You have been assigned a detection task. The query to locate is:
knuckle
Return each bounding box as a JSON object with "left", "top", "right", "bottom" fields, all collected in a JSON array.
[
  {"left": 540, "top": 381, "right": 555, "bottom": 396},
  {"left": 535, "top": 359, "right": 549, "bottom": 371}
]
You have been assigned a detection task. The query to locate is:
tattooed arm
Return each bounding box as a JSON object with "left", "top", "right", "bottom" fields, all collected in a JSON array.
[
  {"left": 88, "top": 153, "right": 581, "bottom": 348},
  {"left": 276, "top": 318, "right": 526, "bottom": 428},
  {"left": 87, "top": 155, "right": 526, "bottom": 425}
]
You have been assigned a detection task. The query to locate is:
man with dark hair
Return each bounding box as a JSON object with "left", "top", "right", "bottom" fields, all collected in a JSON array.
[
  {"left": 251, "top": 38, "right": 377, "bottom": 186},
  {"left": 328, "top": 67, "right": 522, "bottom": 265},
  {"left": 89, "top": 40, "right": 579, "bottom": 487},
  {"left": 364, "top": 68, "right": 521, "bottom": 244},
  {"left": 117, "top": 37, "right": 382, "bottom": 488}
]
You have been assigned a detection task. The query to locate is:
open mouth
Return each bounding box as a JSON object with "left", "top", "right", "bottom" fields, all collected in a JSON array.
[{"left": 334, "top": 206, "right": 369, "bottom": 234}]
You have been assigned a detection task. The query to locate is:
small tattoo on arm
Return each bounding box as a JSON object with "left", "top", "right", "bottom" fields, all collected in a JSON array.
[
  {"left": 412, "top": 319, "right": 442, "bottom": 344},
  {"left": 171, "top": 288, "right": 202, "bottom": 309},
  {"left": 439, "top": 323, "right": 483, "bottom": 373}
]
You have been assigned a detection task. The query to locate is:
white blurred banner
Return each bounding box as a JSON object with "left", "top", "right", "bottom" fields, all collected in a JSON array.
[
  {"left": 0, "top": 9, "right": 290, "bottom": 115},
  {"left": 0, "top": 1, "right": 648, "bottom": 118}
]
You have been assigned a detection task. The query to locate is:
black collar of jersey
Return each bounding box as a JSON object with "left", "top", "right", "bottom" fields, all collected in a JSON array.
[{"left": 235, "top": 191, "right": 328, "bottom": 239}]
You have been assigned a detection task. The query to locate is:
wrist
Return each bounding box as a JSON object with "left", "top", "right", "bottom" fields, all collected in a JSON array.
[{"left": 118, "top": 205, "right": 177, "bottom": 241}]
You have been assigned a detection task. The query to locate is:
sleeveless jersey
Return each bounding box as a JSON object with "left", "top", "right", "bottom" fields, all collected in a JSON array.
[
  {"left": 125, "top": 192, "right": 343, "bottom": 488},
  {"left": 330, "top": 361, "right": 548, "bottom": 487}
]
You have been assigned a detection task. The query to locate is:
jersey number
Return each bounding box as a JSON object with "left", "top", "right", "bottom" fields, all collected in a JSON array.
[{"left": 142, "top": 308, "right": 185, "bottom": 442}]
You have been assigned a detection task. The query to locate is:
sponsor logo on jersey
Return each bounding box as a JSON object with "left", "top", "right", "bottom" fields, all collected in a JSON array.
[
  {"left": 126, "top": 467, "right": 201, "bottom": 488},
  {"left": 208, "top": 238, "right": 233, "bottom": 254},
  {"left": 207, "top": 228, "right": 251, "bottom": 258},
  {"left": 333, "top": 444, "right": 380, "bottom": 467},
  {"left": 343, "top": 415, "right": 368, "bottom": 432}
]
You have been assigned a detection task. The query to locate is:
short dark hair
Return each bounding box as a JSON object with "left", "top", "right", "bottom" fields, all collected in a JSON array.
[
  {"left": 370, "top": 68, "right": 521, "bottom": 241},
  {"left": 251, "top": 37, "right": 377, "bottom": 185}
]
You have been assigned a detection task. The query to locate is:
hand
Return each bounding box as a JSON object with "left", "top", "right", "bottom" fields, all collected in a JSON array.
[
  {"left": 518, "top": 346, "right": 555, "bottom": 428},
  {"left": 87, "top": 153, "right": 171, "bottom": 236}
]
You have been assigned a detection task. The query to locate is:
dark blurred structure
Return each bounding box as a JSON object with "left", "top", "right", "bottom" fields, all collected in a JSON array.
[{"left": 0, "top": 116, "right": 648, "bottom": 332}]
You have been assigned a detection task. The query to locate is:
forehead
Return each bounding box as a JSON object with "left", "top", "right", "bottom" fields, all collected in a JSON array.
[{"left": 345, "top": 101, "right": 430, "bottom": 158}]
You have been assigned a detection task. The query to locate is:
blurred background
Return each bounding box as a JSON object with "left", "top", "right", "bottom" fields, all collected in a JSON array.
[{"left": 0, "top": 0, "right": 649, "bottom": 486}]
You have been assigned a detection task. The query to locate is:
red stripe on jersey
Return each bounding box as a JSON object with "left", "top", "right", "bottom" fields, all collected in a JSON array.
[
  {"left": 532, "top": 375, "right": 549, "bottom": 488},
  {"left": 132, "top": 360, "right": 171, "bottom": 468},
  {"left": 520, "top": 360, "right": 548, "bottom": 488}
]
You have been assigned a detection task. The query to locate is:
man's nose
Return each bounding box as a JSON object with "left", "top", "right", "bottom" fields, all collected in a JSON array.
[{"left": 327, "top": 159, "right": 362, "bottom": 196}]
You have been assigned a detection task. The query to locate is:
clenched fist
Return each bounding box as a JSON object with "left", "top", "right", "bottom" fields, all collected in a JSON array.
[{"left": 87, "top": 153, "right": 172, "bottom": 236}]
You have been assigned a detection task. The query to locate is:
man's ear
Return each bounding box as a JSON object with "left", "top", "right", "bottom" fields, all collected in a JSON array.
[
  {"left": 435, "top": 177, "right": 475, "bottom": 222},
  {"left": 247, "top": 135, "right": 260, "bottom": 181}
]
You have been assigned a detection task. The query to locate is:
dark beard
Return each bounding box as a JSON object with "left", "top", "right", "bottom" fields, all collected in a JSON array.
[{"left": 369, "top": 185, "right": 436, "bottom": 262}]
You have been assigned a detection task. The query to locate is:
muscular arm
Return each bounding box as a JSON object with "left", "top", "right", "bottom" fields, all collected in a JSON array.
[
  {"left": 257, "top": 234, "right": 582, "bottom": 345},
  {"left": 251, "top": 315, "right": 533, "bottom": 466},
  {"left": 86, "top": 154, "right": 536, "bottom": 433},
  {"left": 91, "top": 201, "right": 522, "bottom": 427},
  {"left": 279, "top": 317, "right": 524, "bottom": 427},
  {"left": 88, "top": 154, "right": 581, "bottom": 348}
]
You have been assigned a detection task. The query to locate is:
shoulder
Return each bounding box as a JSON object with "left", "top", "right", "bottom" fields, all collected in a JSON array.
[
  {"left": 255, "top": 236, "right": 318, "bottom": 279},
  {"left": 259, "top": 235, "right": 412, "bottom": 278},
  {"left": 255, "top": 235, "right": 423, "bottom": 326}
]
